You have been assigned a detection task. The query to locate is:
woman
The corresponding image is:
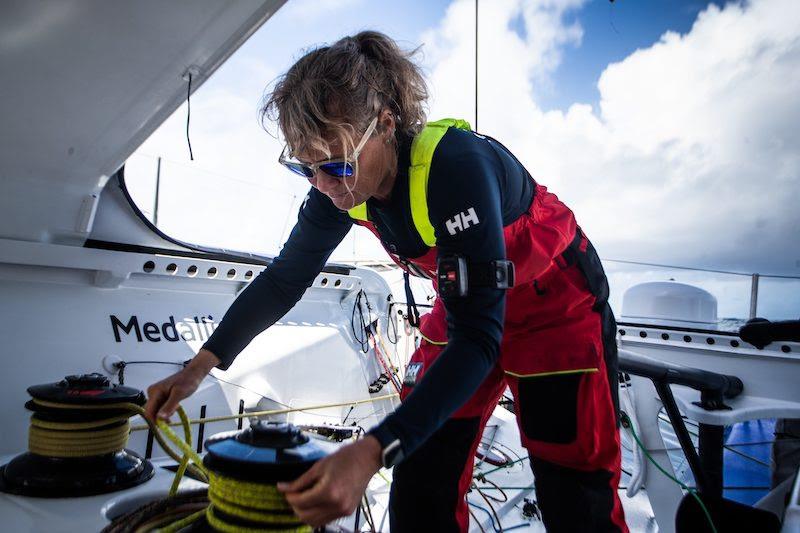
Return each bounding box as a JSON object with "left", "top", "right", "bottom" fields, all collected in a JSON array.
[{"left": 145, "top": 31, "right": 627, "bottom": 532}]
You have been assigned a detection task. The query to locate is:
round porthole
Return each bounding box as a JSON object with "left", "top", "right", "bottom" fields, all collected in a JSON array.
[
  {"left": 187, "top": 265, "right": 198, "bottom": 277},
  {"left": 227, "top": 269, "right": 236, "bottom": 279},
  {"left": 143, "top": 261, "right": 155, "bottom": 273},
  {"left": 166, "top": 263, "right": 178, "bottom": 275}
]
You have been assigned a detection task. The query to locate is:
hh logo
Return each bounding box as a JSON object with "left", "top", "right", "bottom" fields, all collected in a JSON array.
[
  {"left": 403, "top": 362, "right": 424, "bottom": 387},
  {"left": 445, "top": 207, "right": 479, "bottom": 235}
]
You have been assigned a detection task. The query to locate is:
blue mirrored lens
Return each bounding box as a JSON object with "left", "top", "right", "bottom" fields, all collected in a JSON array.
[
  {"left": 283, "top": 162, "right": 314, "bottom": 178},
  {"left": 320, "top": 162, "right": 354, "bottom": 178}
]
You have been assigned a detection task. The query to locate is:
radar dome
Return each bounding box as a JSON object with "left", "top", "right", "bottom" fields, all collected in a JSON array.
[{"left": 621, "top": 282, "right": 717, "bottom": 325}]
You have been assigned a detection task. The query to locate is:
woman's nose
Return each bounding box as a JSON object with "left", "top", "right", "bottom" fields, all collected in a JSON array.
[{"left": 311, "top": 171, "right": 337, "bottom": 195}]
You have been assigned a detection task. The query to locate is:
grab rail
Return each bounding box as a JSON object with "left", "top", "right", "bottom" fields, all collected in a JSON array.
[{"left": 619, "top": 349, "right": 744, "bottom": 497}]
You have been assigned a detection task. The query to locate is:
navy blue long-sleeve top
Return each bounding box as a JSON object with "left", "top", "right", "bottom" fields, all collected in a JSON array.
[{"left": 203, "top": 127, "right": 534, "bottom": 457}]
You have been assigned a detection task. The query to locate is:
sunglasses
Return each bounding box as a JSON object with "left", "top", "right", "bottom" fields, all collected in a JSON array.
[{"left": 279, "top": 116, "right": 379, "bottom": 179}]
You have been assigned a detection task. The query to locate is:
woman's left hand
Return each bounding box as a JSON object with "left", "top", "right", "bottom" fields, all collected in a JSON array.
[{"left": 277, "top": 435, "right": 383, "bottom": 528}]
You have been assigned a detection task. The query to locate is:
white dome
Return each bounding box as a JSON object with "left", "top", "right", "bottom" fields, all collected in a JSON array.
[{"left": 621, "top": 282, "right": 718, "bottom": 324}]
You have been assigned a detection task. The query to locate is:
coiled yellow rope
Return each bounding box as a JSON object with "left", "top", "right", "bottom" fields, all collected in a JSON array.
[
  {"left": 152, "top": 411, "right": 311, "bottom": 533},
  {"left": 28, "top": 393, "right": 400, "bottom": 532},
  {"left": 27, "top": 398, "right": 207, "bottom": 482}
]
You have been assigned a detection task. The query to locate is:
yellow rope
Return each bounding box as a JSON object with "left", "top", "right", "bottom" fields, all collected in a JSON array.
[
  {"left": 29, "top": 398, "right": 207, "bottom": 482},
  {"left": 29, "top": 393, "right": 400, "bottom": 532},
  {"left": 153, "top": 412, "right": 311, "bottom": 533},
  {"left": 29, "top": 420, "right": 130, "bottom": 457},
  {"left": 129, "top": 393, "right": 399, "bottom": 432},
  {"left": 205, "top": 506, "right": 310, "bottom": 533}
]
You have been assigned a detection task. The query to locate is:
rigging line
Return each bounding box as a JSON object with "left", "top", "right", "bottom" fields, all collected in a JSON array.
[
  {"left": 130, "top": 151, "right": 293, "bottom": 193},
  {"left": 476, "top": 487, "right": 504, "bottom": 533},
  {"left": 386, "top": 301, "right": 399, "bottom": 344},
  {"left": 602, "top": 257, "right": 800, "bottom": 280},
  {"left": 656, "top": 414, "right": 773, "bottom": 467},
  {"left": 129, "top": 393, "right": 399, "bottom": 431},
  {"left": 186, "top": 72, "right": 194, "bottom": 161},
  {"left": 475, "top": 0, "right": 479, "bottom": 132},
  {"left": 621, "top": 412, "right": 718, "bottom": 533},
  {"left": 351, "top": 290, "right": 370, "bottom": 352},
  {"left": 469, "top": 506, "right": 488, "bottom": 533},
  {"left": 152, "top": 367, "right": 391, "bottom": 422},
  {"left": 608, "top": 0, "right": 620, "bottom": 35},
  {"left": 474, "top": 424, "right": 500, "bottom": 470}
]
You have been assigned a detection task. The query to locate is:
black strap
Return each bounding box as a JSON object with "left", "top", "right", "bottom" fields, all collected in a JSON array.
[
  {"left": 467, "top": 260, "right": 515, "bottom": 289},
  {"left": 403, "top": 270, "right": 421, "bottom": 328}
]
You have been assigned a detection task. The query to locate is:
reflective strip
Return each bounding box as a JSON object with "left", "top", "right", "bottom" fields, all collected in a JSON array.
[
  {"left": 347, "top": 118, "right": 472, "bottom": 246},
  {"left": 419, "top": 331, "right": 448, "bottom": 346},
  {"left": 504, "top": 368, "right": 599, "bottom": 379},
  {"left": 348, "top": 202, "right": 368, "bottom": 221}
]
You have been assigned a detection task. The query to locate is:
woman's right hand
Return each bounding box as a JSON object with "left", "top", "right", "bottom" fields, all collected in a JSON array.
[{"left": 143, "top": 349, "right": 221, "bottom": 422}]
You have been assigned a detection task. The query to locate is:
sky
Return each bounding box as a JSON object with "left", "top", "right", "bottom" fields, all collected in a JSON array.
[{"left": 125, "top": 0, "right": 800, "bottom": 319}]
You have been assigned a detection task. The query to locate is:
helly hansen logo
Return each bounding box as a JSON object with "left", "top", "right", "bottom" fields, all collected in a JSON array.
[
  {"left": 403, "top": 362, "right": 423, "bottom": 387},
  {"left": 445, "top": 207, "right": 479, "bottom": 235}
]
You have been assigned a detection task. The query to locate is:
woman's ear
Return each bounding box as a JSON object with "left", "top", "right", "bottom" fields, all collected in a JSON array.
[{"left": 378, "top": 108, "right": 396, "bottom": 141}]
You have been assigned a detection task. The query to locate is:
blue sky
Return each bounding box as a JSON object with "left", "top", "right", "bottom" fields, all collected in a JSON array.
[
  {"left": 199, "top": 0, "right": 719, "bottom": 118},
  {"left": 128, "top": 0, "right": 800, "bottom": 319},
  {"left": 538, "top": 0, "right": 709, "bottom": 110}
]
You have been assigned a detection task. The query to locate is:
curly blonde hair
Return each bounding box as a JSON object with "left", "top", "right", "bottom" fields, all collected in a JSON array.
[{"left": 261, "top": 31, "right": 428, "bottom": 158}]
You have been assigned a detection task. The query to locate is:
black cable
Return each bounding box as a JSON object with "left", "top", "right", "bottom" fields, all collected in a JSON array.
[
  {"left": 342, "top": 405, "right": 355, "bottom": 425},
  {"left": 402, "top": 271, "right": 421, "bottom": 328},
  {"left": 353, "top": 500, "right": 362, "bottom": 532},
  {"left": 186, "top": 72, "right": 194, "bottom": 161},
  {"left": 386, "top": 301, "right": 399, "bottom": 344},
  {"left": 351, "top": 290, "right": 370, "bottom": 352},
  {"left": 120, "top": 360, "right": 186, "bottom": 367},
  {"left": 115, "top": 360, "right": 186, "bottom": 385}
]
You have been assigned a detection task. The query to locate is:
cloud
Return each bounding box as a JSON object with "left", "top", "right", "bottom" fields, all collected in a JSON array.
[{"left": 422, "top": 0, "right": 800, "bottom": 276}]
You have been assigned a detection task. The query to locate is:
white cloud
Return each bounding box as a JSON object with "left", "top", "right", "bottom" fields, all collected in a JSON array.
[
  {"left": 127, "top": 0, "right": 800, "bottom": 285},
  {"left": 422, "top": 0, "right": 800, "bottom": 276}
]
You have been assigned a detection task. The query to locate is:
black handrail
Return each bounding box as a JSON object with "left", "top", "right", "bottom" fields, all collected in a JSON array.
[
  {"left": 619, "top": 350, "right": 744, "bottom": 497},
  {"left": 739, "top": 319, "right": 800, "bottom": 349},
  {"left": 620, "top": 351, "right": 743, "bottom": 401}
]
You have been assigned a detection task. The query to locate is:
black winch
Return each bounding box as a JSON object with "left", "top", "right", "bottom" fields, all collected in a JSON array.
[
  {"left": 0, "top": 373, "right": 154, "bottom": 497},
  {"left": 103, "top": 421, "right": 327, "bottom": 533},
  {"left": 203, "top": 420, "right": 326, "bottom": 482}
]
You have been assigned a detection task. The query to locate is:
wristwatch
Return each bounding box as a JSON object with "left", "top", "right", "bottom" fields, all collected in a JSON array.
[{"left": 370, "top": 425, "right": 405, "bottom": 468}]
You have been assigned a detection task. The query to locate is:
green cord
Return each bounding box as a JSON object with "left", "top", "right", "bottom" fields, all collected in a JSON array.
[
  {"left": 621, "top": 412, "right": 718, "bottom": 533},
  {"left": 473, "top": 455, "right": 530, "bottom": 478}
]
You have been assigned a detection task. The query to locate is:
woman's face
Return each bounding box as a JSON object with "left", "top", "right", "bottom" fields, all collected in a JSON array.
[{"left": 296, "top": 111, "right": 396, "bottom": 211}]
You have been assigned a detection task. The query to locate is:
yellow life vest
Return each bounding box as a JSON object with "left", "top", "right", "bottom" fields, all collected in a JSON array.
[{"left": 347, "top": 118, "right": 472, "bottom": 247}]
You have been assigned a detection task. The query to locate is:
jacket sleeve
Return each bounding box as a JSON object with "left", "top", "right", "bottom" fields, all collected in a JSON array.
[
  {"left": 370, "top": 132, "right": 506, "bottom": 456},
  {"left": 202, "top": 188, "right": 352, "bottom": 370}
]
